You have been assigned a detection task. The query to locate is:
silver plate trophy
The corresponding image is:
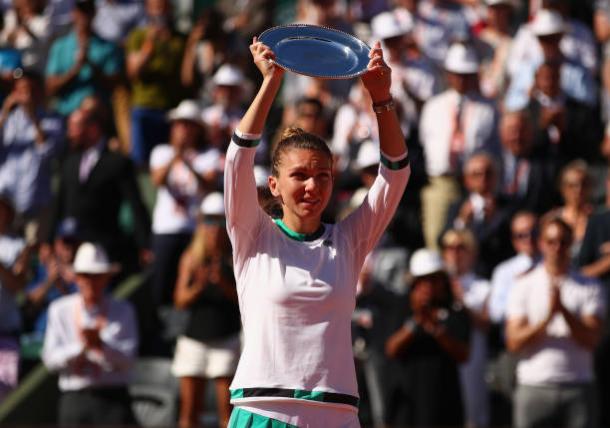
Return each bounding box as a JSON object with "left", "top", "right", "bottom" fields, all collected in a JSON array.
[{"left": 258, "top": 24, "right": 371, "bottom": 79}]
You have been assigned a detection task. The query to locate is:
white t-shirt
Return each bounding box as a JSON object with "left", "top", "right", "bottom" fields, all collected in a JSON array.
[
  {"left": 150, "top": 144, "right": 221, "bottom": 234},
  {"left": 224, "top": 133, "right": 409, "bottom": 420},
  {"left": 506, "top": 265, "right": 605, "bottom": 385}
]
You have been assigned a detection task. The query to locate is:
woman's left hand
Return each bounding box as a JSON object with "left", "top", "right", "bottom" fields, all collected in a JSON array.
[{"left": 361, "top": 41, "right": 392, "bottom": 103}]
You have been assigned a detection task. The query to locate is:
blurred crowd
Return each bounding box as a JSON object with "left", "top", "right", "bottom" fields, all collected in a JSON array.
[{"left": 0, "top": 0, "right": 610, "bottom": 427}]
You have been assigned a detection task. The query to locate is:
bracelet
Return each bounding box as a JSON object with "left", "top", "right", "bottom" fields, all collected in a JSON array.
[{"left": 372, "top": 98, "right": 395, "bottom": 114}]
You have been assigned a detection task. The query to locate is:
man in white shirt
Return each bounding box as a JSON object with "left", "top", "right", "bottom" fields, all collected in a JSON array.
[
  {"left": 506, "top": 216, "right": 605, "bottom": 428},
  {"left": 42, "top": 242, "right": 138, "bottom": 426},
  {"left": 420, "top": 42, "right": 499, "bottom": 249}
]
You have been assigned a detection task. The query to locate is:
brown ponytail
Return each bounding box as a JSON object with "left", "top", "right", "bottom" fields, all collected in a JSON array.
[{"left": 270, "top": 127, "right": 332, "bottom": 177}]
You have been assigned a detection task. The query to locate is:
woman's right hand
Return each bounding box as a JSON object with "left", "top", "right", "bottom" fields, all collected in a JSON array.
[{"left": 250, "top": 37, "right": 284, "bottom": 80}]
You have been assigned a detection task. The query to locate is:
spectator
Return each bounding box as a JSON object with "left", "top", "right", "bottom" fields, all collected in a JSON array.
[
  {"left": 0, "top": 192, "right": 26, "bottom": 402},
  {"left": 0, "top": 43, "right": 21, "bottom": 101},
  {"left": 45, "top": 0, "right": 122, "bottom": 116},
  {"left": 506, "top": 216, "right": 605, "bottom": 428},
  {"left": 92, "top": 0, "right": 144, "bottom": 45},
  {"left": 414, "top": 0, "right": 472, "bottom": 68},
  {"left": 547, "top": 160, "right": 594, "bottom": 264},
  {"left": 441, "top": 228, "right": 491, "bottom": 428},
  {"left": 22, "top": 217, "right": 80, "bottom": 343},
  {"left": 172, "top": 192, "right": 240, "bottom": 428},
  {"left": 478, "top": 0, "right": 515, "bottom": 99},
  {"left": 578, "top": 167, "right": 610, "bottom": 427},
  {"left": 385, "top": 248, "right": 470, "bottom": 427},
  {"left": 524, "top": 59, "right": 602, "bottom": 163},
  {"left": 443, "top": 152, "right": 513, "bottom": 277},
  {"left": 595, "top": 0, "right": 610, "bottom": 120},
  {"left": 201, "top": 64, "right": 247, "bottom": 151},
  {"left": 505, "top": 9, "right": 598, "bottom": 111},
  {"left": 45, "top": 105, "right": 151, "bottom": 270},
  {"left": 420, "top": 42, "right": 499, "bottom": 249},
  {"left": 125, "top": 0, "right": 185, "bottom": 167},
  {"left": 0, "top": 69, "right": 63, "bottom": 242},
  {"left": 0, "top": 0, "right": 51, "bottom": 72},
  {"left": 149, "top": 99, "right": 221, "bottom": 304},
  {"left": 42, "top": 242, "right": 138, "bottom": 426},
  {"left": 498, "top": 110, "right": 559, "bottom": 214}
]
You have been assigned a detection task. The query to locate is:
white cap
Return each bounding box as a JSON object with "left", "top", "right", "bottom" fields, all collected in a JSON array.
[
  {"left": 168, "top": 100, "right": 205, "bottom": 127},
  {"left": 73, "top": 242, "right": 120, "bottom": 274},
  {"left": 213, "top": 64, "right": 245, "bottom": 86},
  {"left": 531, "top": 9, "right": 565, "bottom": 37},
  {"left": 409, "top": 248, "right": 444, "bottom": 277},
  {"left": 253, "top": 165, "right": 270, "bottom": 188},
  {"left": 445, "top": 43, "right": 479, "bottom": 74},
  {"left": 200, "top": 192, "right": 225, "bottom": 216},
  {"left": 371, "top": 9, "right": 413, "bottom": 40},
  {"left": 355, "top": 140, "right": 379, "bottom": 170},
  {"left": 485, "top": 0, "right": 515, "bottom": 6}
]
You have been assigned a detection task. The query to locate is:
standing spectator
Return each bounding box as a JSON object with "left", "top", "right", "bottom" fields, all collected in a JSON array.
[
  {"left": 506, "top": 216, "right": 605, "bottom": 428},
  {"left": 0, "top": 0, "right": 51, "bottom": 72},
  {"left": 149, "top": 99, "right": 220, "bottom": 304},
  {"left": 0, "top": 69, "right": 63, "bottom": 242},
  {"left": 172, "top": 192, "right": 240, "bottom": 428},
  {"left": 0, "top": 193, "right": 26, "bottom": 402},
  {"left": 385, "top": 248, "right": 470, "bottom": 427},
  {"left": 45, "top": 0, "right": 122, "bottom": 117},
  {"left": 420, "top": 42, "right": 499, "bottom": 249},
  {"left": 547, "top": 160, "right": 595, "bottom": 264},
  {"left": 498, "top": 110, "right": 559, "bottom": 214},
  {"left": 46, "top": 105, "right": 151, "bottom": 270},
  {"left": 42, "top": 242, "right": 138, "bottom": 426},
  {"left": 441, "top": 228, "right": 491, "bottom": 428},
  {"left": 125, "top": 0, "right": 185, "bottom": 167},
  {"left": 443, "top": 152, "right": 513, "bottom": 277}
]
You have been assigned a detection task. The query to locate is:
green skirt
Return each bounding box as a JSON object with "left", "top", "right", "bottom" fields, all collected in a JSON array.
[{"left": 229, "top": 407, "right": 299, "bottom": 428}]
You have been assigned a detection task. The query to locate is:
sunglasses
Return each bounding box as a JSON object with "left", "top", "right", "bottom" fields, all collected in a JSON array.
[{"left": 512, "top": 230, "right": 537, "bottom": 240}]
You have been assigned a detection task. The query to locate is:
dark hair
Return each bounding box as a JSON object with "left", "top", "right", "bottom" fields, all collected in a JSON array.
[{"left": 270, "top": 127, "right": 332, "bottom": 177}]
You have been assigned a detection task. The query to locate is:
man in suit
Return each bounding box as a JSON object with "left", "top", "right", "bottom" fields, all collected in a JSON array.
[{"left": 45, "top": 105, "right": 150, "bottom": 272}]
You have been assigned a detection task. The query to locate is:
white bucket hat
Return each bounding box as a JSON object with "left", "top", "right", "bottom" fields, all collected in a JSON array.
[
  {"left": 485, "top": 0, "right": 515, "bottom": 6},
  {"left": 531, "top": 9, "right": 565, "bottom": 37},
  {"left": 167, "top": 100, "right": 205, "bottom": 127},
  {"left": 410, "top": 248, "right": 444, "bottom": 277},
  {"left": 213, "top": 64, "right": 245, "bottom": 87},
  {"left": 73, "top": 242, "right": 120, "bottom": 274},
  {"left": 371, "top": 9, "right": 413, "bottom": 41},
  {"left": 444, "top": 43, "right": 479, "bottom": 74},
  {"left": 200, "top": 192, "right": 225, "bottom": 216},
  {"left": 355, "top": 140, "right": 380, "bottom": 170}
]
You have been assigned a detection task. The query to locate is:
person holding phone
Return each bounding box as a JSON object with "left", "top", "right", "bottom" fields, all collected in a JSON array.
[{"left": 224, "top": 38, "right": 410, "bottom": 427}]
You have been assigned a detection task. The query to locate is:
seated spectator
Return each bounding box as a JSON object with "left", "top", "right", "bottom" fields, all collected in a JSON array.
[
  {"left": 505, "top": 9, "right": 598, "bottom": 111},
  {"left": 45, "top": 0, "right": 122, "bottom": 117},
  {"left": 547, "top": 160, "right": 595, "bottom": 264},
  {"left": 42, "top": 242, "right": 138, "bottom": 426},
  {"left": 478, "top": 0, "right": 515, "bottom": 99},
  {"left": 172, "top": 192, "right": 240, "bottom": 428},
  {"left": 419, "top": 42, "right": 499, "bottom": 249},
  {"left": 441, "top": 228, "right": 491, "bottom": 428},
  {"left": 0, "top": 0, "right": 50, "bottom": 72},
  {"left": 524, "top": 59, "right": 602, "bottom": 163},
  {"left": 385, "top": 248, "right": 470, "bottom": 427},
  {"left": 45, "top": 105, "right": 151, "bottom": 271},
  {"left": 0, "top": 69, "right": 64, "bottom": 242},
  {"left": 0, "top": 192, "right": 27, "bottom": 402},
  {"left": 125, "top": 0, "right": 185, "bottom": 167},
  {"left": 149, "top": 99, "right": 221, "bottom": 305},
  {"left": 443, "top": 152, "right": 513, "bottom": 277},
  {"left": 201, "top": 64, "right": 247, "bottom": 151},
  {"left": 506, "top": 216, "right": 605, "bottom": 428},
  {"left": 498, "top": 110, "right": 559, "bottom": 214},
  {"left": 22, "top": 218, "right": 80, "bottom": 344}
]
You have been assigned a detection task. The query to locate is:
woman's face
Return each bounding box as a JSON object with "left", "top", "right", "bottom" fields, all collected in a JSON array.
[
  {"left": 269, "top": 148, "right": 333, "bottom": 226},
  {"left": 561, "top": 169, "right": 590, "bottom": 207}
]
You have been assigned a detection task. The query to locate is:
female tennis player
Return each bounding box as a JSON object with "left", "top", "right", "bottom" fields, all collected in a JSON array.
[{"left": 224, "top": 38, "right": 411, "bottom": 427}]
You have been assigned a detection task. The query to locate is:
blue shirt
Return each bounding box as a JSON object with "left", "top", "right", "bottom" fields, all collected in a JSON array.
[
  {"left": 45, "top": 31, "right": 122, "bottom": 115},
  {"left": 0, "top": 106, "right": 64, "bottom": 214}
]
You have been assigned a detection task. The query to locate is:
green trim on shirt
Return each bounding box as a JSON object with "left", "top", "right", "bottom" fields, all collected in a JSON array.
[
  {"left": 229, "top": 407, "right": 298, "bottom": 428},
  {"left": 380, "top": 152, "right": 410, "bottom": 170},
  {"left": 273, "top": 219, "right": 325, "bottom": 242},
  {"left": 230, "top": 387, "right": 359, "bottom": 408}
]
